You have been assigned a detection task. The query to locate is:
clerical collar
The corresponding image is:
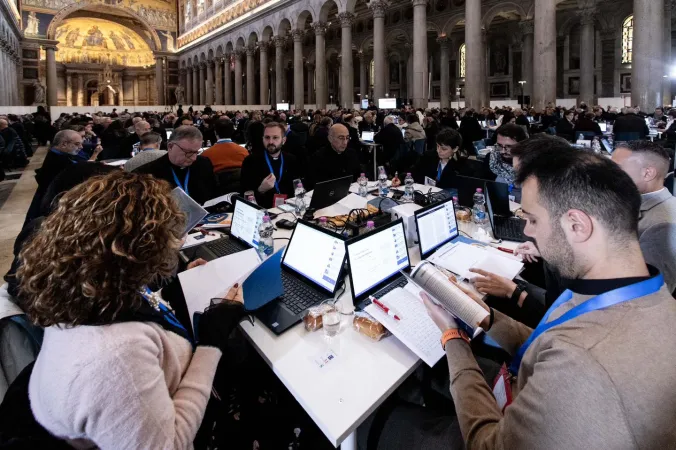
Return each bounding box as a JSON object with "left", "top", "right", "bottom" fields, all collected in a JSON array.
[{"left": 562, "top": 265, "right": 656, "bottom": 295}]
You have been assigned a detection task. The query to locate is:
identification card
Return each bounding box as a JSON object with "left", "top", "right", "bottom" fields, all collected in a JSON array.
[
  {"left": 312, "top": 349, "right": 337, "bottom": 369},
  {"left": 273, "top": 194, "right": 288, "bottom": 208},
  {"left": 424, "top": 176, "right": 437, "bottom": 187},
  {"left": 492, "top": 363, "right": 513, "bottom": 412}
]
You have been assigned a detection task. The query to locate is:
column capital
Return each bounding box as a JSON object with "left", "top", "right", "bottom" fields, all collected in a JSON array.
[
  {"left": 41, "top": 43, "right": 58, "bottom": 51},
  {"left": 599, "top": 30, "right": 615, "bottom": 41},
  {"left": 234, "top": 48, "right": 246, "bottom": 59},
  {"left": 312, "top": 21, "right": 328, "bottom": 36},
  {"left": 411, "top": 0, "right": 427, "bottom": 7},
  {"left": 291, "top": 29, "right": 305, "bottom": 42},
  {"left": 245, "top": 45, "right": 256, "bottom": 56},
  {"left": 273, "top": 35, "right": 287, "bottom": 48},
  {"left": 199, "top": 61, "right": 207, "bottom": 69},
  {"left": 357, "top": 50, "right": 367, "bottom": 61},
  {"left": 578, "top": 8, "right": 597, "bottom": 26},
  {"left": 338, "top": 12, "right": 356, "bottom": 28},
  {"left": 369, "top": 0, "right": 389, "bottom": 19},
  {"left": 519, "top": 19, "right": 534, "bottom": 36},
  {"left": 192, "top": 65, "right": 200, "bottom": 73},
  {"left": 179, "top": 68, "right": 187, "bottom": 75},
  {"left": 207, "top": 59, "right": 215, "bottom": 67},
  {"left": 436, "top": 35, "right": 451, "bottom": 48},
  {"left": 257, "top": 40, "right": 270, "bottom": 52}
]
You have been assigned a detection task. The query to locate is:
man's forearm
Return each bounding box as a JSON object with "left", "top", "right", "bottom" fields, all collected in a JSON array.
[{"left": 486, "top": 309, "right": 533, "bottom": 356}]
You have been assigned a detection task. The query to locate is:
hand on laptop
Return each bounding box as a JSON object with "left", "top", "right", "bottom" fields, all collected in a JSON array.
[
  {"left": 469, "top": 268, "right": 517, "bottom": 299},
  {"left": 513, "top": 241, "right": 540, "bottom": 263},
  {"left": 258, "top": 174, "right": 277, "bottom": 193}
]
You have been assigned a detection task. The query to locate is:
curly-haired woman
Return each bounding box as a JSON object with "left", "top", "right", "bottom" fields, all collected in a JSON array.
[{"left": 19, "top": 171, "right": 243, "bottom": 449}]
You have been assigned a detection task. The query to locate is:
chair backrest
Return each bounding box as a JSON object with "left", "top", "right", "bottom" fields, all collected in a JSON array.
[
  {"left": 216, "top": 168, "right": 242, "bottom": 196},
  {"left": 614, "top": 131, "right": 642, "bottom": 142},
  {"left": 665, "top": 172, "right": 674, "bottom": 196}
]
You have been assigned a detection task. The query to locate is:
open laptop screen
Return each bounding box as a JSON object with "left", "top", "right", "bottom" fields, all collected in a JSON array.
[
  {"left": 415, "top": 197, "right": 458, "bottom": 259},
  {"left": 347, "top": 220, "right": 409, "bottom": 299},
  {"left": 282, "top": 221, "right": 345, "bottom": 293},
  {"left": 362, "top": 131, "right": 374, "bottom": 141},
  {"left": 598, "top": 122, "right": 607, "bottom": 132},
  {"left": 230, "top": 197, "right": 263, "bottom": 248}
]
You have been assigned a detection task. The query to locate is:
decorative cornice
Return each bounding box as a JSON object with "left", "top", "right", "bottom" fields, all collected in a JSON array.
[
  {"left": 519, "top": 20, "right": 534, "bottom": 35},
  {"left": 338, "top": 12, "right": 356, "bottom": 28},
  {"left": 312, "top": 21, "right": 328, "bottom": 36},
  {"left": 369, "top": 0, "right": 389, "bottom": 19},
  {"left": 291, "top": 29, "right": 304, "bottom": 42}
]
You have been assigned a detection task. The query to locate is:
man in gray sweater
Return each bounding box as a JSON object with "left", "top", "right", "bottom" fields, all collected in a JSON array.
[
  {"left": 423, "top": 147, "right": 676, "bottom": 448},
  {"left": 612, "top": 140, "right": 676, "bottom": 295}
]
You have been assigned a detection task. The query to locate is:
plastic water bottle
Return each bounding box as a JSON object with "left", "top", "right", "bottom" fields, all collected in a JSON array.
[
  {"left": 452, "top": 196, "right": 460, "bottom": 208},
  {"left": 318, "top": 217, "right": 329, "bottom": 229},
  {"left": 361, "top": 220, "right": 375, "bottom": 235},
  {"left": 472, "top": 188, "right": 488, "bottom": 225},
  {"left": 294, "top": 182, "right": 306, "bottom": 217},
  {"left": 577, "top": 133, "right": 584, "bottom": 144},
  {"left": 131, "top": 142, "right": 140, "bottom": 157},
  {"left": 402, "top": 172, "right": 414, "bottom": 203},
  {"left": 592, "top": 137, "right": 602, "bottom": 154},
  {"left": 257, "top": 215, "right": 274, "bottom": 259},
  {"left": 392, "top": 171, "right": 400, "bottom": 186},
  {"left": 377, "top": 166, "right": 389, "bottom": 197},
  {"left": 357, "top": 173, "right": 369, "bottom": 197}
]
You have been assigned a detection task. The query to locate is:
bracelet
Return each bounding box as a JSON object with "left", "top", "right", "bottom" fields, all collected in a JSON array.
[
  {"left": 486, "top": 307, "right": 495, "bottom": 331},
  {"left": 441, "top": 328, "right": 470, "bottom": 349},
  {"left": 510, "top": 283, "right": 526, "bottom": 305}
]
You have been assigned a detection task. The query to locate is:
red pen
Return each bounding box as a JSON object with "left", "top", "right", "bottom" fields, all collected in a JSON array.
[
  {"left": 497, "top": 247, "right": 514, "bottom": 254},
  {"left": 369, "top": 296, "right": 401, "bottom": 321}
]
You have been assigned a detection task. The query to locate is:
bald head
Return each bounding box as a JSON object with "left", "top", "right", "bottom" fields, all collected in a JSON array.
[
  {"left": 134, "top": 120, "right": 151, "bottom": 135},
  {"left": 612, "top": 140, "right": 671, "bottom": 194},
  {"left": 328, "top": 124, "right": 350, "bottom": 153},
  {"left": 0, "top": 119, "right": 7, "bottom": 129},
  {"left": 53, "top": 129, "right": 83, "bottom": 155}
]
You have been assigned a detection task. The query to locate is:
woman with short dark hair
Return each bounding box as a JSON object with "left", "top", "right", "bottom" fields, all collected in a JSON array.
[{"left": 413, "top": 127, "right": 472, "bottom": 188}]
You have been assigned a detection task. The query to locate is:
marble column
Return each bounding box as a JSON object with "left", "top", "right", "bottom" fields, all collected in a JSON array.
[
  {"left": 292, "top": 29, "right": 304, "bottom": 109},
  {"left": 246, "top": 45, "right": 255, "bottom": 104},
  {"left": 533, "top": 0, "right": 557, "bottom": 109},
  {"left": 339, "top": 12, "right": 355, "bottom": 108},
  {"left": 66, "top": 73, "right": 73, "bottom": 106},
  {"left": 633, "top": 0, "right": 664, "bottom": 111},
  {"left": 44, "top": 45, "right": 58, "bottom": 106},
  {"left": 271, "top": 71, "right": 277, "bottom": 104},
  {"left": 579, "top": 9, "right": 596, "bottom": 105},
  {"left": 412, "top": 0, "right": 428, "bottom": 108},
  {"left": 358, "top": 52, "right": 367, "bottom": 101},
  {"left": 259, "top": 42, "right": 269, "bottom": 105},
  {"left": 155, "top": 56, "right": 165, "bottom": 105},
  {"left": 307, "top": 63, "right": 315, "bottom": 104},
  {"left": 438, "top": 36, "right": 450, "bottom": 108},
  {"left": 199, "top": 63, "right": 207, "bottom": 104},
  {"left": 406, "top": 43, "right": 413, "bottom": 102},
  {"left": 133, "top": 77, "right": 139, "bottom": 106},
  {"left": 398, "top": 60, "right": 403, "bottom": 97},
  {"left": 385, "top": 58, "right": 390, "bottom": 96},
  {"left": 464, "top": 0, "right": 483, "bottom": 109},
  {"left": 313, "top": 23, "right": 328, "bottom": 109},
  {"left": 224, "top": 54, "right": 232, "bottom": 104},
  {"left": 206, "top": 60, "right": 214, "bottom": 104},
  {"left": 215, "top": 59, "right": 223, "bottom": 104},
  {"left": 77, "top": 74, "right": 84, "bottom": 106},
  {"left": 192, "top": 67, "right": 199, "bottom": 105},
  {"left": 234, "top": 50, "right": 244, "bottom": 105},
  {"left": 370, "top": 0, "right": 387, "bottom": 100},
  {"left": 663, "top": 0, "right": 672, "bottom": 105},
  {"left": 520, "top": 20, "right": 534, "bottom": 98},
  {"left": 118, "top": 76, "right": 125, "bottom": 106},
  {"left": 186, "top": 68, "right": 193, "bottom": 104},
  {"left": 274, "top": 37, "right": 286, "bottom": 103}
]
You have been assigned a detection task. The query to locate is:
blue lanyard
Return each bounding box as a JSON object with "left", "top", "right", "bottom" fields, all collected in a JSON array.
[
  {"left": 509, "top": 273, "right": 664, "bottom": 375},
  {"left": 437, "top": 162, "right": 444, "bottom": 181},
  {"left": 171, "top": 168, "right": 190, "bottom": 196},
  {"left": 264, "top": 151, "right": 283, "bottom": 193},
  {"left": 216, "top": 138, "right": 232, "bottom": 143},
  {"left": 140, "top": 287, "right": 192, "bottom": 345}
]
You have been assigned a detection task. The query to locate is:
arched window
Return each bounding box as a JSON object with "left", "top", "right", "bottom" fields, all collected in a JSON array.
[
  {"left": 459, "top": 43, "right": 466, "bottom": 78},
  {"left": 622, "top": 15, "right": 633, "bottom": 64},
  {"left": 370, "top": 59, "right": 375, "bottom": 87}
]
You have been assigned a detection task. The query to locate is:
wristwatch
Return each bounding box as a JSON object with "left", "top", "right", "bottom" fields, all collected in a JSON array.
[
  {"left": 441, "top": 328, "right": 470, "bottom": 349},
  {"left": 510, "top": 281, "right": 527, "bottom": 304}
]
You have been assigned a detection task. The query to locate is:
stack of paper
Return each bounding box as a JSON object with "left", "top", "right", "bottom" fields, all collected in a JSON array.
[{"left": 428, "top": 241, "right": 523, "bottom": 281}]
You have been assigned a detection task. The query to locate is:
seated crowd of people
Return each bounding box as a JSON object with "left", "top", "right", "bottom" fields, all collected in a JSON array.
[{"left": 0, "top": 101, "right": 675, "bottom": 449}]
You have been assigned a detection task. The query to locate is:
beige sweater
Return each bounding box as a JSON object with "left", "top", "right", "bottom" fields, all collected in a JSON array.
[
  {"left": 445, "top": 284, "right": 676, "bottom": 449},
  {"left": 29, "top": 322, "right": 222, "bottom": 449}
]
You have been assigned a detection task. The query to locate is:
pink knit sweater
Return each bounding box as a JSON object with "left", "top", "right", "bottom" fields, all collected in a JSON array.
[{"left": 29, "top": 321, "right": 222, "bottom": 449}]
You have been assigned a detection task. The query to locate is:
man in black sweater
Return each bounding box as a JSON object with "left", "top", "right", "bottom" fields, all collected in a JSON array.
[
  {"left": 613, "top": 106, "right": 649, "bottom": 139},
  {"left": 308, "top": 124, "right": 361, "bottom": 189},
  {"left": 240, "top": 122, "right": 302, "bottom": 207},
  {"left": 374, "top": 116, "right": 406, "bottom": 166},
  {"left": 134, "top": 125, "right": 218, "bottom": 206}
]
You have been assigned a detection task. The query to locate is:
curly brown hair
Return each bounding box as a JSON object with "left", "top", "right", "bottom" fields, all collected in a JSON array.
[{"left": 18, "top": 171, "right": 186, "bottom": 327}]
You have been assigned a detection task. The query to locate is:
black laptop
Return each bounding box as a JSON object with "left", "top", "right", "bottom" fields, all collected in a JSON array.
[
  {"left": 414, "top": 196, "right": 460, "bottom": 260},
  {"left": 454, "top": 175, "right": 511, "bottom": 212},
  {"left": 183, "top": 195, "right": 263, "bottom": 261},
  {"left": 255, "top": 220, "right": 347, "bottom": 335},
  {"left": 308, "top": 175, "right": 353, "bottom": 210},
  {"left": 485, "top": 183, "right": 527, "bottom": 242},
  {"left": 345, "top": 219, "right": 411, "bottom": 310}
]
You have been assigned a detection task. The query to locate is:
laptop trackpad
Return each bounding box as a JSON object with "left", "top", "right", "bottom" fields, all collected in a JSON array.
[{"left": 255, "top": 300, "right": 298, "bottom": 333}]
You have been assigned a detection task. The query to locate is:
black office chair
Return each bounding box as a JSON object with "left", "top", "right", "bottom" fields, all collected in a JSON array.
[
  {"left": 614, "top": 132, "right": 642, "bottom": 142},
  {"left": 216, "top": 168, "right": 242, "bottom": 195},
  {"left": 665, "top": 172, "right": 674, "bottom": 196}
]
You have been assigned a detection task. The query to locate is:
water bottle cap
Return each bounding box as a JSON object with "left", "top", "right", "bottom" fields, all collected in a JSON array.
[
  {"left": 360, "top": 173, "right": 365, "bottom": 176},
  {"left": 262, "top": 215, "right": 271, "bottom": 223},
  {"left": 476, "top": 188, "right": 483, "bottom": 193},
  {"left": 366, "top": 220, "right": 375, "bottom": 227},
  {"left": 319, "top": 217, "right": 327, "bottom": 223},
  {"left": 297, "top": 182, "right": 303, "bottom": 188},
  {"left": 452, "top": 196, "right": 458, "bottom": 201},
  {"left": 406, "top": 172, "right": 411, "bottom": 176}
]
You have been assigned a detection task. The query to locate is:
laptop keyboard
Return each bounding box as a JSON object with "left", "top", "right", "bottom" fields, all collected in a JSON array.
[
  {"left": 373, "top": 277, "right": 408, "bottom": 299},
  {"left": 205, "top": 238, "right": 247, "bottom": 258},
  {"left": 495, "top": 218, "right": 527, "bottom": 242},
  {"left": 280, "top": 272, "right": 328, "bottom": 316}
]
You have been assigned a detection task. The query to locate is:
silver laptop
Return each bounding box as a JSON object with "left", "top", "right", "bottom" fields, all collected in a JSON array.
[{"left": 362, "top": 131, "right": 375, "bottom": 142}]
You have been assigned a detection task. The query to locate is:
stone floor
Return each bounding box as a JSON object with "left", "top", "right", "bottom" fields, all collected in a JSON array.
[{"left": 0, "top": 146, "right": 46, "bottom": 276}]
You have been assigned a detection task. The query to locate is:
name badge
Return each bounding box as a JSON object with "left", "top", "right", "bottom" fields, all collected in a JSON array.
[
  {"left": 273, "top": 194, "right": 288, "bottom": 208},
  {"left": 492, "top": 363, "right": 513, "bottom": 412}
]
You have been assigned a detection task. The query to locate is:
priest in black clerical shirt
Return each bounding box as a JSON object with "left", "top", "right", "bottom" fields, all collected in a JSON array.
[
  {"left": 134, "top": 125, "right": 218, "bottom": 206},
  {"left": 240, "top": 122, "right": 301, "bottom": 208},
  {"left": 307, "top": 124, "right": 361, "bottom": 190}
]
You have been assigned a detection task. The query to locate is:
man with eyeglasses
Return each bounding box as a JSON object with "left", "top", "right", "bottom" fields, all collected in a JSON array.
[
  {"left": 481, "top": 123, "right": 528, "bottom": 201},
  {"left": 135, "top": 126, "right": 218, "bottom": 205},
  {"left": 307, "top": 124, "right": 361, "bottom": 190}
]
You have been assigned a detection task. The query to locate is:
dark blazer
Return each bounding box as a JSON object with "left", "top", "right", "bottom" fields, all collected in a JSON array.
[
  {"left": 309, "top": 127, "right": 330, "bottom": 154},
  {"left": 413, "top": 151, "right": 473, "bottom": 189},
  {"left": 574, "top": 117, "right": 603, "bottom": 136},
  {"left": 613, "top": 113, "right": 650, "bottom": 138},
  {"left": 134, "top": 154, "right": 218, "bottom": 206},
  {"left": 459, "top": 117, "right": 484, "bottom": 153},
  {"left": 556, "top": 118, "right": 576, "bottom": 142},
  {"left": 240, "top": 151, "right": 301, "bottom": 208},
  {"left": 307, "top": 146, "right": 361, "bottom": 190},
  {"left": 118, "top": 133, "right": 140, "bottom": 159},
  {"left": 374, "top": 123, "right": 406, "bottom": 162},
  {"left": 359, "top": 121, "right": 380, "bottom": 135}
]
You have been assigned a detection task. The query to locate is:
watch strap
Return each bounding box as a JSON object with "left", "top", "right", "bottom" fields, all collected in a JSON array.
[
  {"left": 441, "top": 328, "right": 470, "bottom": 349},
  {"left": 510, "top": 283, "right": 526, "bottom": 304}
]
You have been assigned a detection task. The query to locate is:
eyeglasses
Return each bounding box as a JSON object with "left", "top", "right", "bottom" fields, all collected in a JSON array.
[
  {"left": 495, "top": 143, "right": 514, "bottom": 153},
  {"left": 333, "top": 136, "right": 350, "bottom": 142},
  {"left": 171, "top": 142, "right": 200, "bottom": 157}
]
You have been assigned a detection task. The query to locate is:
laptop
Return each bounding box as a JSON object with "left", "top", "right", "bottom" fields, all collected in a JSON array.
[
  {"left": 185, "top": 196, "right": 263, "bottom": 261},
  {"left": 255, "top": 220, "right": 347, "bottom": 334},
  {"left": 600, "top": 137, "right": 613, "bottom": 153},
  {"left": 599, "top": 122, "right": 607, "bottom": 132},
  {"left": 361, "top": 131, "right": 375, "bottom": 142},
  {"left": 414, "top": 196, "right": 459, "bottom": 260},
  {"left": 453, "top": 176, "right": 510, "bottom": 209},
  {"left": 308, "top": 175, "right": 353, "bottom": 210},
  {"left": 485, "top": 183, "right": 527, "bottom": 242},
  {"left": 345, "top": 219, "right": 411, "bottom": 310}
]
